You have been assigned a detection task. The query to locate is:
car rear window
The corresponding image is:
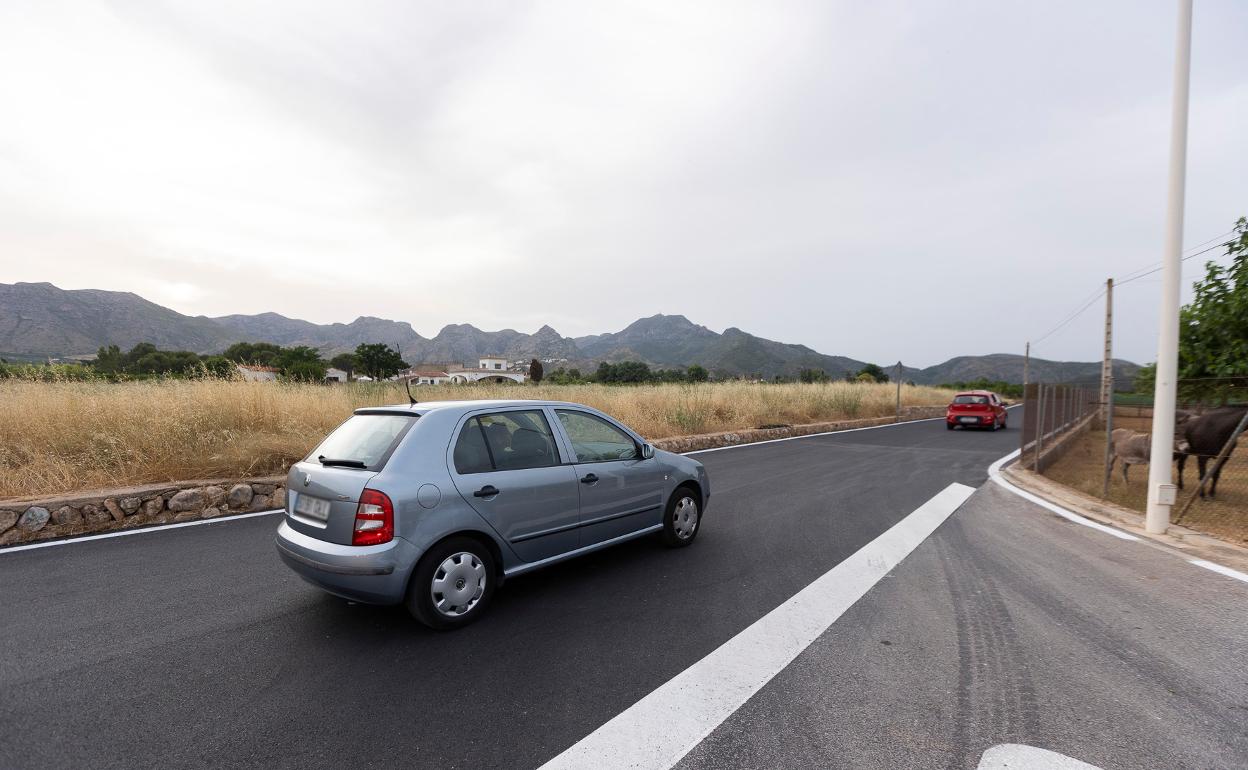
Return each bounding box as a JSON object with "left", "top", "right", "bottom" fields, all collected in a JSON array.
[
  {"left": 953, "top": 394, "right": 990, "bottom": 405},
  {"left": 307, "top": 414, "right": 416, "bottom": 470}
]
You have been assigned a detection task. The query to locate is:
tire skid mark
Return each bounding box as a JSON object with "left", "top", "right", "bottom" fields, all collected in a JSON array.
[{"left": 936, "top": 520, "right": 1040, "bottom": 769}]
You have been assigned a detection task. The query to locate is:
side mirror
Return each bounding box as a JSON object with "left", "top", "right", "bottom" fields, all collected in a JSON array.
[{"left": 640, "top": 443, "right": 655, "bottom": 460}]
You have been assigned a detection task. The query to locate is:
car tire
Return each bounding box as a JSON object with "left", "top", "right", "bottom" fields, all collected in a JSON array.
[
  {"left": 406, "top": 536, "right": 497, "bottom": 631},
  {"left": 661, "top": 487, "right": 702, "bottom": 548},
  {"left": 946, "top": 423, "right": 955, "bottom": 431}
]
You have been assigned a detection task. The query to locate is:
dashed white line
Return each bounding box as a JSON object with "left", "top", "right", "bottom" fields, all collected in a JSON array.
[{"left": 538, "top": 482, "right": 976, "bottom": 770}]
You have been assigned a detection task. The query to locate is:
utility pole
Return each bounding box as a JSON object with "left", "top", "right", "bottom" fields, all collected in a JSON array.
[
  {"left": 1146, "top": 0, "right": 1193, "bottom": 535},
  {"left": 1023, "top": 342, "right": 1030, "bottom": 388},
  {"left": 1099, "top": 278, "right": 1114, "bottom": 423}
]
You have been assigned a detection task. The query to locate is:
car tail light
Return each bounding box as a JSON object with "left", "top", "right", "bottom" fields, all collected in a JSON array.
[{"left": 352, "top": 489, "right": 394, "bottom": 546}]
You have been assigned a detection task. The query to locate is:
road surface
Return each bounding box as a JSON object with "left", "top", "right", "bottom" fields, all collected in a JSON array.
[{"left": 1, "top": 413, "right": 1245, "bottom": 768}]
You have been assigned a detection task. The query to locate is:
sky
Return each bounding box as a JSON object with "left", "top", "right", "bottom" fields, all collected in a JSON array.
[{"left": 0, "top": 0, "right": 1245, "bottom": 368}]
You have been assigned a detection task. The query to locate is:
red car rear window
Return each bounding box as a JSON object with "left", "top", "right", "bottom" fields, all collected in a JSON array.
[{"left": 953, "top": 395, "right": 990, "bottom": 405}]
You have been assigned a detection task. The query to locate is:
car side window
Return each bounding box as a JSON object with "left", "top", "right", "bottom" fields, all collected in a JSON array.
[
  {"left": 453, "top": 419, "right": 492, "bottom": 474},
  {"left": 556, "top": 410, "right": 638, "bottom": 463},
  {"left": 453, "top": 410, "right": 559, "bottom": 474}
]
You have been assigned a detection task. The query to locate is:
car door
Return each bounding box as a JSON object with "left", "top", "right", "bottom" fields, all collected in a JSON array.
[
  {"left": 553, "top": 408, "right": 668, "bottom": 546},
  {"left": 447, "top": 408, "right": 581, "bottom": 563}
]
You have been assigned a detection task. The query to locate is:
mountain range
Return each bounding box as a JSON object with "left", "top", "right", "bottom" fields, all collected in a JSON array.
[{"left": 0, "top": 282, "right": 1139, "bottom": 384}]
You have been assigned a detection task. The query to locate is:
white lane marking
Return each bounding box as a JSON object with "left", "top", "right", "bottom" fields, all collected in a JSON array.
[
  {"left": 990, "top": 445, "right": 1248, "bottom": 588},
  {"left": 0, "top": 510, "right": 283, "bottom": 554},
  {"left": 684, "top": 404, "right": 1021, "bottom": 456},
  {"left": 0, "top": 403, "right": 986, "bottom": 552},
  {"left": 1189, "top": 559, "right": 1248, "bottom": 585},
  {"left": 538, "top": 482, "right": 976, "bottom": 770},
  {"left": 978, "top": 744, "right": 1102, "bottom": 769},
  {"left": 683, "top": 417, "right": 944, "bottom": 455},
  {"left": 988, "top": 449, "right": 1139, "bottom": 542}
]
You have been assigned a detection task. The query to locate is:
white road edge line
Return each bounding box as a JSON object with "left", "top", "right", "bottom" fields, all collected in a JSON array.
[
  {"left": 0, "top": 407, "right": 962, "bottom": 553},
  {"left": 987, "top": 448, "right": 1140, "bottom": 542},
  {"left": 1189, "top": 559, "right": 1248, "bottom": 584},
  {"left": 0, "top": 509, "right": 283, "bottom": 554},
  {"left": 683, "top": 416, "right": 945, "bottom": 455},
  {"left": 538, "top": 481, "right": 976, "bottom": 770}
]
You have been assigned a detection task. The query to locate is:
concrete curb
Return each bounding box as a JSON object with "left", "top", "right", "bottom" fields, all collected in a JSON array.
[{"left": 1002, "top": 465, "right": 1248, "bottom": 575}]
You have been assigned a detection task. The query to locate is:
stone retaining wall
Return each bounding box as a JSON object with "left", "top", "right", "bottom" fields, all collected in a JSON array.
[
  {"left": 0, "top": 406, "right": 946, "bottom": 547},
  {"left": 0, "top": 477, "right": 287, "bottom": 546}
]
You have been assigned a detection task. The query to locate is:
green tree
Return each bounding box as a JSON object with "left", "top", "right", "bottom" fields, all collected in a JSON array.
[
  {"left": 123, "top": 343, "right": 158, "bottom": 371},
  {"left": 799, "top": 368, "right": 829, "bottom": 384},
  {"left": 855, "top": 363, "right": 889, "bottom": 383},
  {"left": 687, "top": 364, "right": 709, "bottom": 382},
  {"left": 223, "top": 342, "right": 283, "bottom": 366},
  {"left": 529, "top": 358, "right": 544, "bottom": 384},
  {"left": 200, "top": 355, "right": 236, "bottom": 378},
  {"left": 95, "top": 344, "right": 123, "bottom": 374},
  {"left": 593, "top": 361, "right": 653, "bottom": 383},
  {"left": 330, "top": 353, "right": 356, "bottom": 378},
  {"left": 284, "top": 360, "right": 328, "bottom": 382},
  {"left": 1177, "top": 216, "right": 1248, "bottom": 402},
  {"left": 354, "top": 343, "right": 407, "bottom": 380}
]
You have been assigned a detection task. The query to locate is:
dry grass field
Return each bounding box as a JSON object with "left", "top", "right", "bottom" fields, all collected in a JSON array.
[
  {"left": 1043, "top": 414, "right": 1248, "bottom": 545},
  {"left": 0, "top": 378, "right": 955, "bottom": 498}
]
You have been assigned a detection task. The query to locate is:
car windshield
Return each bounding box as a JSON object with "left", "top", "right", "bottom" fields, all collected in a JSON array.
[
  {"left": 953, "top": 395, "right": 989, "bottom": 404},
  {"left": 307, "top": 414, "right": 415, "bottom": 469}
]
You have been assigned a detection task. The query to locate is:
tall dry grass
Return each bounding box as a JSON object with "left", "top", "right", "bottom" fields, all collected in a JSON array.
[{"left": 0, "top": 379, "right": 955, "bottom": 498}]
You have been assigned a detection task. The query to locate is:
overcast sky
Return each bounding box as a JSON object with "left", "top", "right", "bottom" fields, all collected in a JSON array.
[{"left": 1, "top": 1, "right": 1245, "bottom": 367}]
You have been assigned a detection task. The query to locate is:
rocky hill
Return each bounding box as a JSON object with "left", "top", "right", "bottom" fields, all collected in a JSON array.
[{"left": 0, "top": 281, "right": 1134, "bottom": 381}]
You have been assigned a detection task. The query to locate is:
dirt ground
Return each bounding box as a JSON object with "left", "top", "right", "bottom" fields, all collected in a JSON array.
[{"left": 1042, "top": 415, "right": 1248, "bottom": 546}]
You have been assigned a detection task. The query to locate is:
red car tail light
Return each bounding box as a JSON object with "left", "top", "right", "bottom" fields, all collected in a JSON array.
[{"left": 352, "top": 489, "right": 394, "bottom": 546}]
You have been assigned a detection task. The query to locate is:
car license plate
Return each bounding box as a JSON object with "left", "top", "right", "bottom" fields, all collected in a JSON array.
[
  {"left": 959, "top": 416, "right": 978, "bottom": 423},
  {"left": 294, "top": 494, "right": 331, "bottom": 521}
]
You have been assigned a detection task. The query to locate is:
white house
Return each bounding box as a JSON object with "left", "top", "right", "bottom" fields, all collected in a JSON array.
[
  {"left": 402, "top": 367, "right": 454, "bottom": 385},
  {"left": 324, "top": 368, "right": 349, "bottom": 383}
]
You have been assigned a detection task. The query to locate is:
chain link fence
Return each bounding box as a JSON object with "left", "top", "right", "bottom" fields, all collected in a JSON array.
[
  {"left": 1026, "top": 377, "right": 1248, "bottom": 544},
  {"left": 1018, "top": 383, "right": 1099, "bottom": 474}
]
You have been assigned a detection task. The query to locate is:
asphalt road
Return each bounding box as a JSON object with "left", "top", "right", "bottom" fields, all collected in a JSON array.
[{"left": 2, "top": 413, "right": 1245, "bottom": 769}]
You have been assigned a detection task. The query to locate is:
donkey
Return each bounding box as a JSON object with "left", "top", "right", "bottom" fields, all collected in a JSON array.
[{"left": 1176, "top": 407, "right": 1247, "bottom": 498}]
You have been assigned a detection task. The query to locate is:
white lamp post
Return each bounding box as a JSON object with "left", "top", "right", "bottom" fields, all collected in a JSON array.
[{"left": 1145, "top": 0, "right": 1194, "bottom": 534}]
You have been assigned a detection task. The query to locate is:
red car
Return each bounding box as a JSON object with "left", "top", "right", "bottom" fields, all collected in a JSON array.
[{"left": 945, "top": 390, "right": 1008, "bottom": 431}]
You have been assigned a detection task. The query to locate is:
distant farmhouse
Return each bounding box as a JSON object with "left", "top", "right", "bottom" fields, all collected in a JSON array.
[
  {"left": 236, "top": 364, "right": 279, "bottom": 382},
  {"left": 400, "top": 356, "right": 527, "bottom": 385}
]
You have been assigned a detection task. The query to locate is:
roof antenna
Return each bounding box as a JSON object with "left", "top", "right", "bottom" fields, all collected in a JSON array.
[{"left": 404, "top": 375, "right": 418, "bottom": 407}]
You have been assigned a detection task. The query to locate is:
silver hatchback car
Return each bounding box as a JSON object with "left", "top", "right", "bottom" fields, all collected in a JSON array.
[{"left": 275, "top": 399, "right": 709, "bottom": 629}]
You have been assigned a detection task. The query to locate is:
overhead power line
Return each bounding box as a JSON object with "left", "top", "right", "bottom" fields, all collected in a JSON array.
[
  {"left": 1115, "top": 237, "right": 1236, "bottom": 288},
  {"left": 1032, "top": 287, "right": 1106, "bottom": 346},
  {"left": 1029, "top": 228, "right": 1238, "bottom": 349}
]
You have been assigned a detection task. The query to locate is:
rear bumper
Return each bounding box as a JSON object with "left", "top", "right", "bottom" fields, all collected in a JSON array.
[
  {"left": 275, "top": 520, "right": 419, "bottom": 605},
  {"left": 946, "top": 414, "right": 994, "bottom": 425}
]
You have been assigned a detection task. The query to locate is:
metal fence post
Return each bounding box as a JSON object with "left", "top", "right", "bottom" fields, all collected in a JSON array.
[
  {"left": 1035, "top": 383, "right": 1046, "bottom": 471},
  {"left": 1102, "top": 388, "right": 1115, "bottom": 498}
]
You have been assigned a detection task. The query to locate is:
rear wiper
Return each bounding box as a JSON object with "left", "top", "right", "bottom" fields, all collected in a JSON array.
[{"left": 317, "top": 456, "right": 367, "bottom": 469}]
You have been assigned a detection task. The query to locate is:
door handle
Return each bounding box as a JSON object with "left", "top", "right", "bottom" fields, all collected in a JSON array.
[
  {"left": 473, "top": 485, "right": 500, "bottom": 498},
  {"left": 580, "top": 473, "right": 599, "bottom": 484}
]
